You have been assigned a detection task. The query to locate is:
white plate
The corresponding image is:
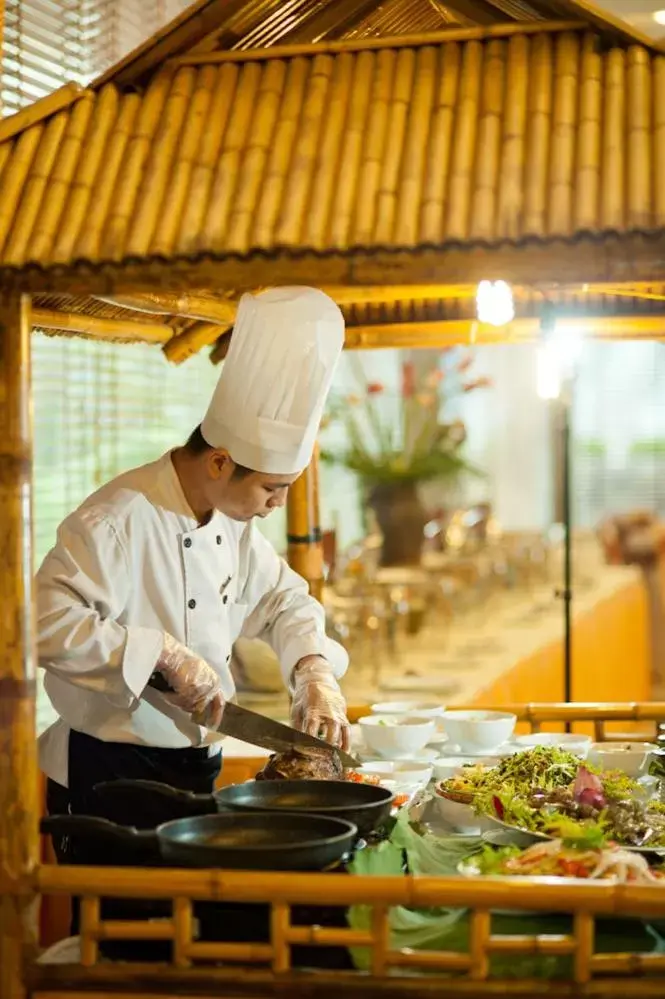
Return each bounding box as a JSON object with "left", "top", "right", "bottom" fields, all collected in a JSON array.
[
  {"left": 357, "top": 760, "right": 433, "bottom": 787},
  {"left": 357, "top": 746, "right": 439, "bottom": 764}
]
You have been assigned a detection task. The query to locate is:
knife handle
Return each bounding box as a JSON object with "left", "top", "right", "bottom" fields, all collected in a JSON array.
[
  {"left": 148, "top": 671, "right": 172, "bottom": 693},
  {"left": 148, "top": 672, "right": 213, "bottom": 728}
]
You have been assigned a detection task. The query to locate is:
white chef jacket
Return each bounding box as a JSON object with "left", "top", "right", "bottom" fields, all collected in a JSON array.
[{"left": 37, "top": 451, "right": 348, "bottom": 787}]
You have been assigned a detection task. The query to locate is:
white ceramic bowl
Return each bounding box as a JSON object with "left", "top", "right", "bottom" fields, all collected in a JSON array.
[
  {"left": 587, "top": 742, "right": 657, "bottom": 779},
  {"left": 358, "top": 760, "right": 434, "bottom": 787},
  {"left": 432, "top": 756, "right": 500, "bottom": 782},
  {"left": 359, "top": 715, "right": 437, "bottom": 759},
  {"left": 440, "top": 710, "right": 517, "bottom": 754},
  {"left": 431, "top": 792, "right": 490, "bottom": 834},
  {"left": 370, "top": 701, "right": 447, "bottom": 730},
  {"left": 512, "top": 732, "right": 592, "bottom": 759}
]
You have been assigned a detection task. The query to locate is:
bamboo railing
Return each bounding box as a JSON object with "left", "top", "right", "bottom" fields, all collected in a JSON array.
[
  {"left": 31, "top": 861, "right": 665, "bottom": 995},
  {"left": 30, "top": 701, "right": 665, "bottom": 997}
]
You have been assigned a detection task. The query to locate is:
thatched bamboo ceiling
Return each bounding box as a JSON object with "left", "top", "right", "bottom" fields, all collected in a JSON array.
[
  {"left": 1, "top": 23, "right": 665, "bottom": 294},
  {"left": 1, "top": 0, "right": 665, "bottom": 353}
]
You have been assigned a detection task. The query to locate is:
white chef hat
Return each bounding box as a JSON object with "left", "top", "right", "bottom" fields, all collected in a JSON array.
[{"left": 201, "top": 287, "right": 345, "bottom": 474}]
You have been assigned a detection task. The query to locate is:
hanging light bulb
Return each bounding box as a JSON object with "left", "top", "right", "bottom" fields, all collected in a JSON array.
[{"left": 476, "top": 280, "right": 515, "bottom": 326}]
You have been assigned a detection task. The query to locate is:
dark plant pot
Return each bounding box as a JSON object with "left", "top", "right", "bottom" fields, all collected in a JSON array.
[{"left": 368, "top": 482, "right": 427, "bottom": 567}]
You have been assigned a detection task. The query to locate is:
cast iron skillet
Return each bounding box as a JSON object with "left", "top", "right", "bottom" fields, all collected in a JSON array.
[
  {"left": 94, "top": 778, "right": 394, "bottom": 839},
  {"left": 40, "top": 811, "right": 357, "bottom": 871}
]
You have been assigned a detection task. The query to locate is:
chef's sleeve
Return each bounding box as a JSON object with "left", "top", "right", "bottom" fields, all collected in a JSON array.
[
  {"left": 36, "top": 510, "right": 164, "bottom": 706},
  {"left": 238, "top": 523, "right": 348, "bottom": 687}
]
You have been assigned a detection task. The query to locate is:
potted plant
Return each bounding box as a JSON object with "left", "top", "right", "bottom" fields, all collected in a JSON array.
[{"left": 320, "top": 352, "right": 491, "bottom": 566}]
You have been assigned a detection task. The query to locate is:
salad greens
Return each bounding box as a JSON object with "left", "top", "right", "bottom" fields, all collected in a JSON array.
[{"left": 438, "top": 747, "right": 661, "bottom": 848}]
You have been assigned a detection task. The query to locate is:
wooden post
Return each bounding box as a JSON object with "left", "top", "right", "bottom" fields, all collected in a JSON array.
[
  {"left": 287, "top": 445, "right": 324, "bottom": 601},
  {"left": 0, "top": 294, "right": 39, "bottom": 999}
]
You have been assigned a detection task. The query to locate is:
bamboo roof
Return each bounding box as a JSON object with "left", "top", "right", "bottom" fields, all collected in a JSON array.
[
  {"left": 2, "top": 21, "right": 665, "bottom": 295},
  {"left": 1, "top": 0, "right": 665, "bottom": 353}
]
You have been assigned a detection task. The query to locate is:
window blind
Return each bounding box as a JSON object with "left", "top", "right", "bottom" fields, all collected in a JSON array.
[
  {"left": 1, "top": 0, "right": 195, "bottom": 117},
  {"left": 573, "top": 342, "right": 665, "bottom": 528},
  {"left": 33, "top": 334, "right": 221, "bottom": 565}
]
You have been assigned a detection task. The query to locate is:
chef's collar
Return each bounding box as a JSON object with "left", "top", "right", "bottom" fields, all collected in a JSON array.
[{"left": 162, "top": 451, "right": 223, "bottom": 532}]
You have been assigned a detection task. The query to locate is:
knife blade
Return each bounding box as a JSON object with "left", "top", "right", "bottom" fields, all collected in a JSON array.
[
  {"left": 213, "top": 701, "right": 360, "bottom": 768},
  {"left": 147, "top": 673, "right": 359, "bottom": 767}
]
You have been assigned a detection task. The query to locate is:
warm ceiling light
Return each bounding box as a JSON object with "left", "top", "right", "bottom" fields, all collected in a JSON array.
[
  {"left": 654, "top": 10, "right": 665, "bottom": 25},
  {"left": 476, "top": 280, "right": 514, "bottom": 326}
]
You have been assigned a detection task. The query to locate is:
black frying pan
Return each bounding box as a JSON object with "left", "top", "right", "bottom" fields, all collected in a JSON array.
[
  {"left": 40, "top": 810, "right": 357, "bottom": 871},
  {"left": 94, "top": 778, "right": 394, "bottom": 839}
]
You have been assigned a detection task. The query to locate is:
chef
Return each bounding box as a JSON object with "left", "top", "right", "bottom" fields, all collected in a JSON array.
[{"left": 38, "top": 286, "right": 350, "bottom": 860}]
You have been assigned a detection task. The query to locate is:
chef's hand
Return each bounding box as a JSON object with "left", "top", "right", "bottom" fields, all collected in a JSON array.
[
  {"left": 155, "top": 633, "right": 225, "bottom": 728},
  {"left": 290, "top": 656, "right": 350, "bottom": 751}
]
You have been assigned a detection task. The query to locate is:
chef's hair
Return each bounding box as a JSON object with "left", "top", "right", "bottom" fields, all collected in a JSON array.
[{"left": 185, "top": 425, "right": 254, "bottom": 479}]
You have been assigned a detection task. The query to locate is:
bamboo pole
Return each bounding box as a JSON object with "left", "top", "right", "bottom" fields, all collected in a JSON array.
[
  {"left": 469, "top": 39, "right": 505, "bottom": 241},
  {"left": 654, "top": 55, "right": 665, "bottom": 227},
  {"left": 419, "top": 42, "right": 460, "bottom": 243},
  {"left": 32, "top": 309, "right": 172, "bottom": 343},
  {"left": 330, "top": 51, "right": 374, "bottom": 249},
  {"left": 393, "top": 45, "right": 437, "bottom": 246},
  {"left": 548, "top": 32, "right": 579, "bottom": 236},
  {"left": 0, "top": 293, "right": 38, "bottom": 999},
  {"left": 523, "top": 33, "right": 552, "bottom": 236},
  {"left": 574, "top": 34, "right": 601, "bottom": 231},
  {"left": 162, "top": 321, "right": 229, "bottom": 364},
  {"left": 627, "top": 45, "right": 653, "bottom": 229},
  {"left": 26, "top": 94, "right": 96, "bottom": 263},
  {"left": 73, "top": 93, "right": 141, "bottom": 262},
  {"left": 52, "top": 85, "right": 120, "bottom": 265},
  {"left": 342, "top": 314, "right": 665, "bottom": 349},
  {"left": 0, "top": 83, "right": 85, "bottom": 144},
  {"left": 445, "top": 41, "right": 482, "bottom": 239},
  {"left": 345, "top": 49, "right": 393, "bottom": 247},
  {"left": 602, "top": 48, "right": 625, "bottom": 230},
  {"left": 374, "top": 48, "right": 416, "bottom": 245},
  {"left": 126, "top": 68, "right": 197, "bottom": 258},
  {"left": 286, "top": 445, "right": 323, "bottom": 599},
  {"left": 3, "top": 111, "right": 70, "bottom": 266},
  {"left": 95, "top": 291, "right": 236, "bottom": 323},
  {"left": 496, "top": 35, "right": 528, "bottom": 240},
  {"left": 203, "top": 311, "right": 665, "bottom": 364},
  {"left": 169, "top": 21, "right": 588, "bottom": 67}
]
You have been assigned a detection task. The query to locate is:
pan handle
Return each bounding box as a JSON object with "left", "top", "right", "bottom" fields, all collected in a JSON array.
[
  {"left": 40, "top": 815, "right": 159, "bottom": 857},
  {"left": 93, "top": 779, "right": 217, "bottom": 816}
]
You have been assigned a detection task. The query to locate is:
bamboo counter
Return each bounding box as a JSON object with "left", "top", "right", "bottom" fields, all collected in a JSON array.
[{"left": 31, "top": 702, "right": 665, "bottom": 998}]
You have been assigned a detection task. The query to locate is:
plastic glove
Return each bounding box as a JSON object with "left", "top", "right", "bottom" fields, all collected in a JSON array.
[
  {"left": 154, "top": 633, "right": 225, "bottom": 728},
  {"left": 290, "top": 656, "right": 350, "bottom": 751}
]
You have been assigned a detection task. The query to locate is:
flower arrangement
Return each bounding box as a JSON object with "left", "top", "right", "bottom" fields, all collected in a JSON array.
[{"left": 320, "top": 351, "right": 491, "bottom": 486}]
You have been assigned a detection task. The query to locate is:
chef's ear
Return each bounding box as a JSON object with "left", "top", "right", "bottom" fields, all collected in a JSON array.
[{"left": 207, "top": 448, "right": 233, "bottom": 480}]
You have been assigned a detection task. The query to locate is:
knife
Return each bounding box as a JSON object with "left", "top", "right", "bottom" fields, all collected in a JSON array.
[{"left": 148, "top": 673, "right": 359, "bottom": 768}]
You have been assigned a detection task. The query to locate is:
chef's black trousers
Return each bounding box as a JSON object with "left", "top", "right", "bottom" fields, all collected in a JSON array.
[{"left": 45, "top": 728, "right": 221, "bottom": 950}]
